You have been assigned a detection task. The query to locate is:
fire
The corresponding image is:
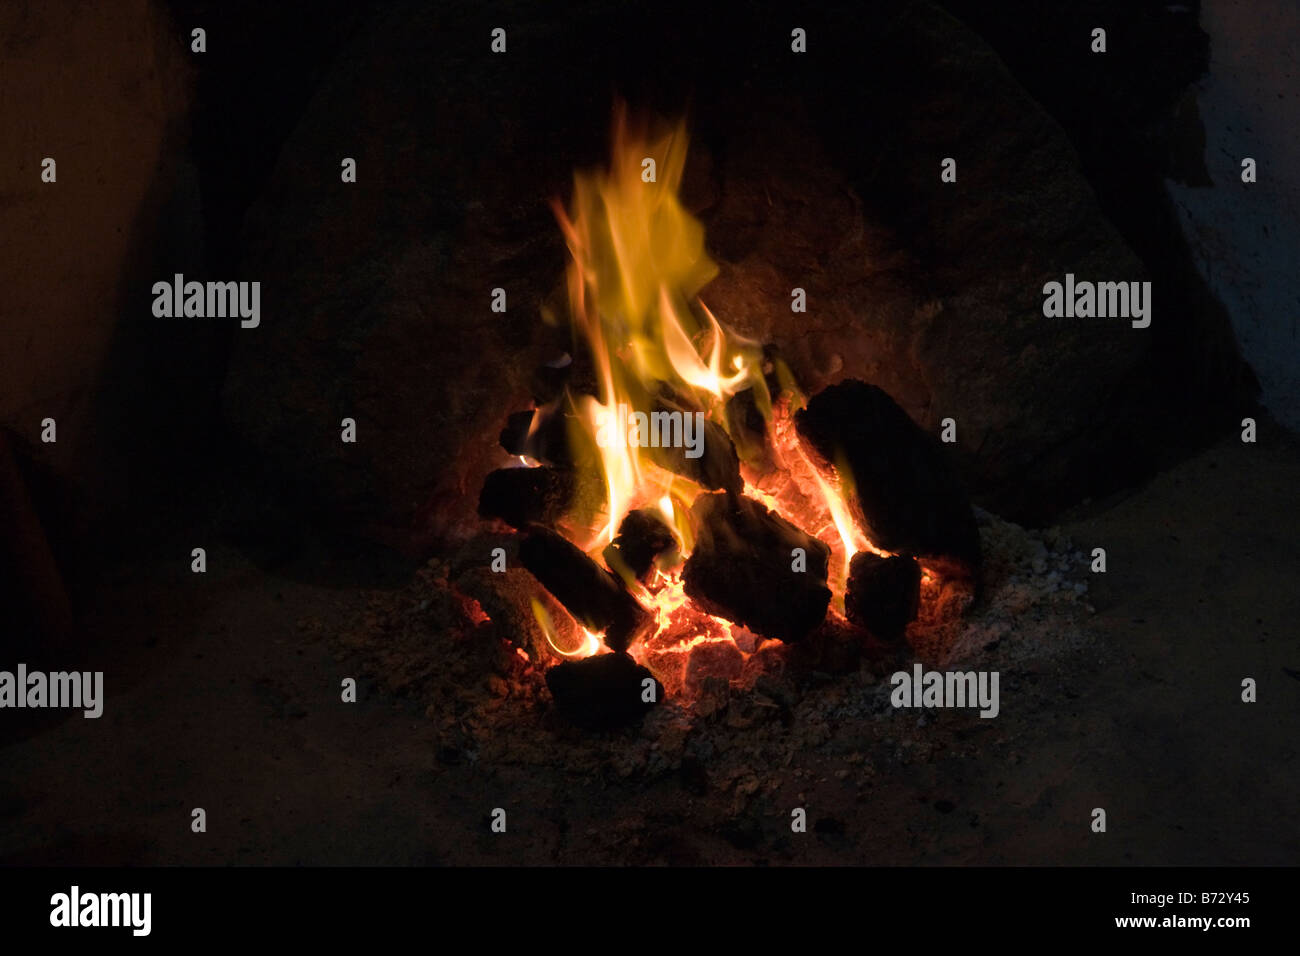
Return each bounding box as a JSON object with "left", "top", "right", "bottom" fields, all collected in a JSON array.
[
  {"left": 528, "top": 105, "right": 889, "bottom": 679},
  {"left": 552, "top": 106, "right": 763, "bottom": 551},
  {"left": 661, "top": 298, "right": 752, "bottom": 398}
]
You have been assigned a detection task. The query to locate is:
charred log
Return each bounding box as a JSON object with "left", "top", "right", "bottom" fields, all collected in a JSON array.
[
  {"left": 545, "top": 651, "right": 663, "bottom": 729},
  {"left": 794, "top": 380, "right": 980, "bottom": 578},
  {"left": 845, "top": 552, "right": 921, "bottom": 642},
  {"left": 682, "top": 492, "right": 831, "bottom": 643},
  {"left": 529, "top": 349, "right": 579, "bottom": 405},
  {"left": 518, "top": 525, "right": 649, "bottom": 651}
]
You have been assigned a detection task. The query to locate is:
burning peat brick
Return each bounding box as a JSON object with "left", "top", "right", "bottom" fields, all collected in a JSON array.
[
  {"left": 498, "top": 410, "right": 535, "bottom": 456},
  {"left": 518, "top": 526, "right": 649, "bottom": 651},
  {"left": 645, "top": 411, "right": 743, "bottom": 495},
  {"left": 498, "top": 405, "right": 579, "bottom": 467},
  {"left": 545, "top": 652, "right": 663, "bottom": 729},
  {"left": 602, "top": 508, "right": 678, "bottom": 583},
  {"left": 453, "top": 565, "right": 579, "bottom": 663},
  {"left": 682, "top": 492, "right": 831, "bottom": 643},
  {"left": 794, "top": 380, "right": 980, "bottom": 578},
  {"left": 724, "top": 386, "right": 770, "bottom": 464},
  {"left": 845, "top": 552, "right": 921, "bottom": 642},
  {"left": 477, "top": 466, "right": 575, "bottom": 530}
]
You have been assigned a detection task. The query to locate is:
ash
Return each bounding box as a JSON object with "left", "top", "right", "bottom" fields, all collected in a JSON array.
[{"left": 322, "top": 508, "right": 1095, "bottom": 801}]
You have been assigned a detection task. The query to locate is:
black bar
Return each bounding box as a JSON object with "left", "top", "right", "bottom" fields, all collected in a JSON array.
[{"left": 1, "top": 866, "right": 1280, "bottom": 943}]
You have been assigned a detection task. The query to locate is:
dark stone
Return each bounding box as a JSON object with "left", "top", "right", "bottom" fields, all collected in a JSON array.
[
  {"left": 795, "top": 379, "right": 980, "bottom": 578},
  {"left": 602, "top": 508, "right": 677, "bottom": 583},
  {"left": 518, "top": 526, "right": 649, "bottom": 651},
  {"left": 545, "top": 652, "right": 663, "bottom": 730},
  {"left": 477, "top": 467, "right": 574, "bottom": 530},
  {"left": 845, "top": 552, "right": 921, "bottom": 641},
  {"left": 682, "top": 492, "right": 831, "bottom": 643},
  {"left": 938, "top": 2, "right": 1255, "bottom": 447}
]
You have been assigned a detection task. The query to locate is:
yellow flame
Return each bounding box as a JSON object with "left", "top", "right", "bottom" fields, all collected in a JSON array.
[
  {"left": 661, "top": 296, "right": 753, "bottom": 399},
  {"left": 812, "top": 468, "right": 864, "bottom": 562},
  {"left": 552, "top": 106, "right": 763, "bottom": 547},
  {"left": 580, "top": 394, "right": 641, "bottom": 546}
]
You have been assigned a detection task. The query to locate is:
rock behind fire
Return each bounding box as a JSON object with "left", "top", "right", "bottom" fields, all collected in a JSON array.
[
  {"left": 683, "top": 493, "right": 831, "bottom": 643},
  {"left": 545, "top": 652, "right": 663, "bottom": 730},
  {"left": 795, "top": 380, "right": 980, "bottom": 579},
  {"left": 220, "top": 0, "right": 1251, "bottom": 548}
]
